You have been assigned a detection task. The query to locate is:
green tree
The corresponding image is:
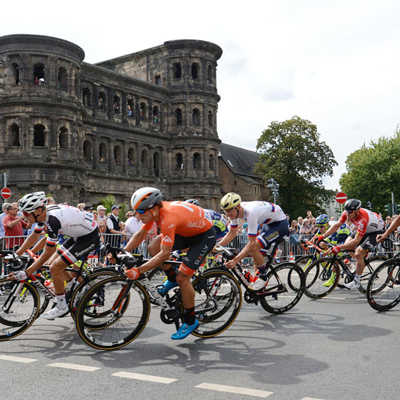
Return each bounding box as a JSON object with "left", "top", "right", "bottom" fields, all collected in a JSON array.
[
  {"left": 340, "top": 131, "right": 400, "bottom": 215},
  {"left": 255, "top": 116, "right": 337, "bottom": 218},
  {"left": 98, "top": 194, "right": 129, "bottom": 221}
]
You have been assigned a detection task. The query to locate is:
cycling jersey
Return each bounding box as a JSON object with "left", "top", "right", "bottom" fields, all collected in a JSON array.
[
  {"left": 338, "top": 208, "right": 384, "bottom": 236},
  {"left": 34, "top": 204, "right": 97, "bottom": 246},
  {"left": 317, "top": 223, "right": 351, "bottom": 245},
  {"left": 142, "top": 201, "right": 212, "bottom": 247},
  {"left": 204, "top": 209, "right": 228, "bottom": 239},
  {"left": 230, "top": 201, "right": 286, "bottom": 238}
]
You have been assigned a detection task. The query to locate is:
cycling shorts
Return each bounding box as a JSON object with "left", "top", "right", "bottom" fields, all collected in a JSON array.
[
  {"left": 257, "top": 219, "right": 289, "bottom": 250},
  {"left": 358, "top": 231, "right": 383, "bottom": 251},
  {"left": 172, "top": 227, "right": 216, "bottom": 271},
  {"left": 57, "top": 228, "right": 100, "bottom": 265}
]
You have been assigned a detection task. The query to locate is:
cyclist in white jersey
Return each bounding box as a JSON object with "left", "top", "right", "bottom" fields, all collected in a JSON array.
[
  {"left": 218, "top": 192, "right": 289, "bottom": 290},
  {"left": 10, "top": 192, "right": 100, "bottom": 319}
]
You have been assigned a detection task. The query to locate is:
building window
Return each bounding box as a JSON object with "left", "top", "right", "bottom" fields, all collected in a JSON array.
[
  {"left": 127, "top": 98, "right": 134, "bottom": 117},
  {"left": 82, "top": 88, "right": 91, "bottom": 107},
  {"left": 191, "top": 63, "right": 199, "bottom": 80},
  {"left": 33, "top": 63, "right": 46, "bottom": 86},
  {"left": 176, "top": 153, "right": 184, "bottom": 170},
  {"left": 113, "top": 95, "right": 120, "bottom": 114},
  {"left": 175, "top": 108, "right": 183, "bottom": 126},
  {"left": 128, "top": 148, "right": 135, "bottom": 166},
  {"left": 193, "top": 153, "right": 201, "bottom": 169},
  {"left": 98, "top": 92, "right": 106, "bottom": 111},
  {"left": 192, "top": 108, "right": 200, "bottom": 126},
  {"left": 208, "top": 111, "right": 213, "bottom": 128},
  {"left": 141, "top": 149, "right": 148, "bottom": 170},
  {"left": 59, "top": 127, "right": 68, "bottom": 149},
  {"left": 83, "top": 140, "right": 92, "bottom": 161},
  {"left": 153, "top": 106, "right": 159, "bottom": 124},
  {"left": 99, "top": 143, "right": 107, "bottom": 162},
  {"left": 12, "top": 63, "right": 20, "bottom": 86},
  {"left": 58, "top": 67, "right": 68, "bottom": 91},
  {"left": 33, "top": 124, "right": 46, "bottom": 146},
  {"left": 209, "top": 154, "right": 215, "bottom": 170},
  {"left": 140, "top": 102, "right": 147, "bottom": 121},
  {"left": 173, "top": 62, "right": 182, "bottom": 79},
  {"left": 153, "top": 152, "right": 160, "bottom": 177},
  {"left": 9, "top": 124, "right": 20, "bottom": 147},
  {"left": 114, "top": 145, "right": 121, "bottom": 165},
  {"left": 155, "top": 74, "right": 161, "bottom": 85},
  {"left": 207, "top": 65, "right": 213, "bottom": 83}
]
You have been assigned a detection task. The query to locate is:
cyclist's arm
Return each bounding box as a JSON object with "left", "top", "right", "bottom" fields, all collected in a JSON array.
[
  {"left": 338, "top": 232, "right": 362, "bottom": 251},
  {"left": 15, "top": 231, "right": 41, "bottom": 256},
  {"left": 217, "top": 226, "right": 239, "bottom": 247},
  {"left": 30, "top": 236, "right": 47, "bottom": 254},
  {"left": 319, "top": 221, "right": 341, "bottom": 240},
  {"left": 231, "top": 236, "right": 258, "bottom": 264},
  {"left": 124, "top": 226, "right": 148, "bottom": 252},
  {"left": 137, "top": 242, "right": 171, "bottom": 275},
  {"left": 378, "top": 215, "right": 400, "bottom": 241},
  {"left": 25, "top": 244, "right": 57, "bottom": 275}
]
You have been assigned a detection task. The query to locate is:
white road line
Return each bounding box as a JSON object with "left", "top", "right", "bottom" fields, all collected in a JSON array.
[
  {"left": 112, "top": 371, "right": 177, "bottom": 384},
  {"left": 302, "top": 397, "right": 326, "bottom": 400},
  {"left": 195, "top": 383, "right": 273, "bottom": 398},
  {"left": 48, "top": 362, "right": 100, "bottom": 372},
  {"left": 0, "top": 354, "right": 37, "bottom": 364}
]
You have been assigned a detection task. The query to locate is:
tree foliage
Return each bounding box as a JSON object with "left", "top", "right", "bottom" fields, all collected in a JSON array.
[
  {"left": 340, "top": 131, "right": 400, "bottom": 215},
  {"left": 255, "top": 116, "right": 337, "bottom": 218}
]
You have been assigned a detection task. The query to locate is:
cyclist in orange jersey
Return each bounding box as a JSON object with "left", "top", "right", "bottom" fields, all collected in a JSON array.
[{"left": 124, "top": 187, "right": 216, "bottom": 340}]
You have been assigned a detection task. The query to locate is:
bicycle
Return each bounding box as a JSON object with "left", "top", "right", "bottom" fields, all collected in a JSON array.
[
  {"left": 74, "top": 249, "right": 243, "bottom": 351},
  {"left": 211, "top": 238, "right": 306, "bottom": 314}
]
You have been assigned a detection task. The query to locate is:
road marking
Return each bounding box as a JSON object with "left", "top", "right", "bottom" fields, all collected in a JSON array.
[
  {"left": 112, "top": 371, "right": 177, "bottom": 384},
  {"left": 302, "top": 397, "right": 326, "bottom": 400},
  {"left": 195, "top": 383, "right": 273, "bottom": 398},
  {"left": 0, "top": 354, "right": 37, "bottom": 364},
  {"left": 48, "top": 362, "right": 100, "bottom": 372}
]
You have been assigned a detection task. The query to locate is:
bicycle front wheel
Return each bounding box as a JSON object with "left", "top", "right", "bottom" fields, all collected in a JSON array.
[
  {"left": 366, "top": 258, "right": 400, "bottom": 311},
  {"left": 191, "top": 269, "right": 242, "bottom": 338},
  {"left": 259, "top": 262, "right": 305, "bottom": 314},
  {"left": 304, "top": 257, "right": 340, "bottom": 299},
  {"left": 75, "top": 276, "right": 151, "bottom": 351}
]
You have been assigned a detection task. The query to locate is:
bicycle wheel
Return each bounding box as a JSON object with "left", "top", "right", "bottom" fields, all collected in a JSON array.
[
  {"left": 304, "top": 257, "right": 340, "bottom": 299},
  {"left": 259, "top": 262, "right": 305, "bottom": 313},
  {"left": 191, "top": 269, "right": 242, "bottom": 338},
  {"left": 75, "top": 276, "right": 150, "bottom": 351},
  {"left": 366, "top": 258, "right": 400, "bottom": 311},
  {"left": 0, "top": 279, "right": 40, "bottom": 341},
  {"left": 296, "top": 255, "right": 316, "bottom": 271},
  {"left": 358, "top": 255, "right": 387, "bottom": 294}
]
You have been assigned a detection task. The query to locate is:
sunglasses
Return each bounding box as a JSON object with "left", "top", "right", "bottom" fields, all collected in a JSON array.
[{"left": 135, "top": 209, "right": 147, "bottom": 215}]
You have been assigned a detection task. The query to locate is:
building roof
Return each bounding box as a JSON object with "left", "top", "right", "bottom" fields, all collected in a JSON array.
[{"left": 219, "top": 143, "right": 261, "bottom": 180}]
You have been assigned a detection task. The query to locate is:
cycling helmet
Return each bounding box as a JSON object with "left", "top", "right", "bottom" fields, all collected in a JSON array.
[
  {"left": 344, "top": 199, "right": 362, "bottom": 212},
  {"left": 220, "top": 192, "right": 241, "bottom": 211},
  {"left": 18, "top": 191, "right": 47, "bottom": 213},
  {"left": 316, "top": 214, "right": 329, "bottom": 226},
  {"left": 130, "top": 187, "right": 163, "bottom": 212},
  {"left": 185, "top": 199, "right": 200, "bottom": 206}
]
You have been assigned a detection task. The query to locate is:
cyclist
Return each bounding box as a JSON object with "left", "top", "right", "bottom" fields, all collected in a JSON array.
[
  {"left": 314, "top": 214, "right": 351, "bottom": 248},
  {"left": 217, "top": 192, "right": 289, "bottom": 290},
  {"left": 10, "top": 191, "right": 100, "bottom": 319},
  {"left": 124, "top": 187, "right": 216, "bottom": 340},
  {"left": 314, "top": 199, "right": 384, "bottom": 289},
  {"left": 377, "top": 214, "right": 400, "bottom": 243}
]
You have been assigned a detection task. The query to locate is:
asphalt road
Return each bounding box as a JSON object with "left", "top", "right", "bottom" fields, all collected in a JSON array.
[{"left": 1, "top": 288, "right": 399, "bottom": 400}]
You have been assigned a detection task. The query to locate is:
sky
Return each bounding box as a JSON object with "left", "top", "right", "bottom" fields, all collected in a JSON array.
[{"left": 2, "top": 0, "right": 400, "bottom": 191}]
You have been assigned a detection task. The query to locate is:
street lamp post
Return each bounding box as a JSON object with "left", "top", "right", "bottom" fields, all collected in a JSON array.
[{"left": 267, "top": 178, "right": 279, "bottom": 203}]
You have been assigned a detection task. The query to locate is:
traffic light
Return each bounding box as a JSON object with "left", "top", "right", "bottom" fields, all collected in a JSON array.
[{"left": 384, "top": 204, "right": 392, "bottom": 216}]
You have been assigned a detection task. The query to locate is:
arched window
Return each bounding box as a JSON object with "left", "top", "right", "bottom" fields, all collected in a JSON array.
[
  {"left": 33, "top": 63, "right": 45, "bottom": 86},
  {"left": 153, "top": 152, "right": 160, "bottom": 177},
  {"left": 82, "top": 88, "right": 91, "bottom": 107},
  {"left": 192, "top": 108, "right": 200, "bottom": 126},
  {"left": 33, "top": 124, "right": 46, "bottom": 146},
  {"left": 114, "top": 146, "right": 121, "bottom": 165},
  {"left": 58, "top": 67, "right": 68, "bottom": 91},
  {"left": 12, "top": 63, "right": 20, "bottom": 86},
  {"left": 127, "top": 98, "right": 134, "bottom": 118},
  {"left": 99, "top": 143, "right": 107, "bottom": 162},
  {"left": 153, "top": 106, "right": 159, "bottom": 124},
  {"left": 155, "top": 75, "right": 161, "bottom": 85},
  {"left": 173, "top": 62, "right": 182, "bottom": 79},
  {"left": 9, "top": 124, "right": 20, "bottom": 147},
  {"left": 83, "top": 140, "right": 92, "bottom": 161},
  {"left": 176, "top": 153, "right": 184, "bottom": 170},
  {"left": 207, "top": 65, "right": 213, "bottom": 83},
  {"left": 209, "top": 154, "right": 215, "bottom": 170},
  {"left": 191, "top": 63, "right": 199, "bottom": 80},
  {"left": 98, "top": 92, "right": 106, "bottom": 111},
  {"left": 140, "top": 102, "right": 147, "bottom": 121},
  {"left": 128, "top": 148, "right": 135, "bottom": 166},
  {"left": 113, "top": 95, "right": 120, "bottom": 114},
  {"left": 193, "top": 153, "right": 201, "bottom": 169},
  {"left": 208, "top": 111, "right": 213, "bottom": 128},
  {"left": 59, "top": 127, "right": 68, "bottom": 149},
  {"left": 175, "top": 108, "right": 182, "bottom": 126},
  {"left": 141, "top": 149, "right": 148, "bottom": 169}
]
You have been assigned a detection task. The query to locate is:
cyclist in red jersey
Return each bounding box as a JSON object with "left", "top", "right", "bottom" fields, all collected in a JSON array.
[
  {"left": 314, "top": 199, "right": 384, "bottom": 289},
  {"left": 124, "top": 187, "right": 216, "bottom": 340}
]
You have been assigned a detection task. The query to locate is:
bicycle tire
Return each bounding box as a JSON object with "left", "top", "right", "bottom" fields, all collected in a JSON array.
[
  {"left": 366, "top": 258, "right": 400, "bottom": 311},
  {"left": 191, "top": 269, "right": 242, "bottom": 338},
  {"left": 296, "top": 255, "right": 316, "bottom": 271},
  {"left": 304, "top": 257, "right": 340, "bottom": 299},
  {"left": 0, "top": 280, "right": 40, "bottom": 341},
  {"left": 75, "top": 276, "right": 150, "bottom": 351},
  {"left": 259, "top": 262, "right": 305, "bottom": 313},
  {"left": 358, "top": 255, "right": 387, "bottom": 294}
]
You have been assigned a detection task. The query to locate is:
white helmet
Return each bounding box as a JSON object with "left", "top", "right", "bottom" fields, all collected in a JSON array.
[
  {"left": 130, "top": 187, "right": 163, "bottom": 212},
  {"left": 18, "top": 191, "right": 47, "bottom": 213}
]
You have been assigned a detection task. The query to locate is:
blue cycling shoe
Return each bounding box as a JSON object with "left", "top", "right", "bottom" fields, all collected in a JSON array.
[
  {"left": 157, "top": 280, "right": 178, "bottom": 295},
  {"left": 171, "top": 319, "right": 199, "bottom": 340}
]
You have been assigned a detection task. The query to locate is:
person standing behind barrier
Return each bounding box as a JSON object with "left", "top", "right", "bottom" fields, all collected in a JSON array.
[
  {"left": 96, "top": 205, "right": 107, "bottom": 223},
  {"left": 106, "top": 205, "right": 123, "bottom": 247},
  {"left": 0, "top": 202, "right": 11, "bottom": 250},
  {"left": 3, "top": 202, "right": 29, "bottom": 250}
]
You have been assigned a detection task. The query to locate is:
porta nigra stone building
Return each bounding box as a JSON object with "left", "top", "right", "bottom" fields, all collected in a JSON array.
[{"left": 0, "top": 34, "right": 266, "bottom": 208}]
